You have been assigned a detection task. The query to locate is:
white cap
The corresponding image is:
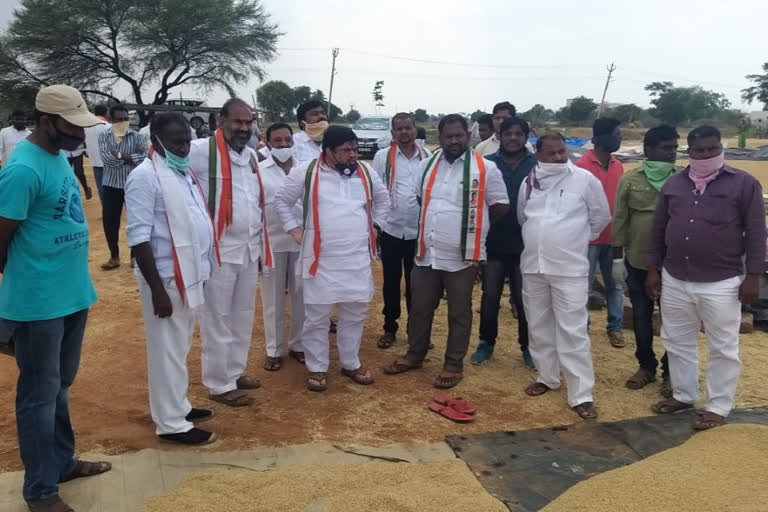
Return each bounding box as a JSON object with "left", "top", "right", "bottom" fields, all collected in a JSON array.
[{"left": 35, "top": 85, "right": 101, "bottom": 128}]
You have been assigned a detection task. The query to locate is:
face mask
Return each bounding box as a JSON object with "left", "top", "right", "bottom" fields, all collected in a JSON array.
[
  {"left": 304, "top": 120, "right": 329, "bottom": 142},
  {"left": 51, "top": 123, "right": 85, "bottom": 151},
  {"left": 155, "top": 138, "right": 190, "bottom": 173},
  {"left": 335, "top": 162, "right": 356, "bottom": 176},
  {"left": 270, "top": 146, "right": 293, "bottom": 163},
  {"left": 113, "top": 121, "right": 130, "bottom": 143},
  {"left": 592, "top": 134, "right": 621, "bottom": 153},
  {"left": 689, "top": 151, "right": 724, "bottom": 178},
  {"left": 13, "top": 122, "right": 25, "bottom": 131},
  {"left": 536, "top": 162, "right": 569, "bottom": 177},
  {"left": 642, "top": 161, "right": 675, "bottom": 192}
]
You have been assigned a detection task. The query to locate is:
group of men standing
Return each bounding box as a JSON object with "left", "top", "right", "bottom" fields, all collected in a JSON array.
[{"left": 0, "top": 85, "right": 765, "bottom": 511}]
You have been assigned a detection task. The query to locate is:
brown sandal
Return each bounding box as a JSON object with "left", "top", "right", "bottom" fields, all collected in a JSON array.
[
  {"left": 27, "top": 496, "right": 74, "bottom": 512},
  {"left": 433, "top": 372, "right": 463, "bottom": 389},
  {"left": 652, "top": 398, "right": 693, "bottom": 415},
  {"left": 263, "top": 356, "right": 282, "bottom": 371},
  {"left": 625, "top": 368, "right": 656, "bottom": 390},
  {"left": 573, "top": 401, "right": 598, "bottom": 419},
  {"left": 525, "top": 382, "right": 551, "bottom": 396},
  {"left": 236, "top": 375, "right": 261, "bottom": 390},
  {"left": 60, "top": 459, "right": 112, "bottom": 483},
  {"left": 383, "top": 358, "right": 423, "bottom": 375},
  {"left": 209, "top": 389, "right": 253, "bottom": 407},
  {"left": 341, "top": 366, "right": 374, "bottom": 385},
  {"left": 289, "top": 350, "right": 306, "bottom": 364},
  {"left": 660, "top": 375, "right": 673, "bottom": 398},
  {"left": 694, "top": 411, "right": 726, "bottom": 430},
  {"left": 307, "top": 372, "right": 328, "bottom": 392},
  {"left": 377, "top": 332, "right": 396, "bottom": 349}
]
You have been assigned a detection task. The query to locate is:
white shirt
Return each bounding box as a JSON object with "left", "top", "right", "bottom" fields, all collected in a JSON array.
[
  {"left": 292, "top": 131, "right": 322, "bottom": 163},
  {"left": 275, "top": 159, "right": 391, "bottom": 304},
  {"left": 517, "top": 162, "right": 611, "bottom": 277},
  {"left": 372, "top": 144, "right": 432, "bottom": 240},
  {"left": 414, "top": 151, "right": 509, "bottom": 272},
  {"left": 125, "top": 158, "right": 214, "bottom": 280},
  {"left": 0, "top": 126, "right": 30, "bottom": 163},
  {"left": 260, "top": 157, "right": 302, "bottom": 253},
  {"left": 190, "top": 138, "right": 263, "bottom": 265},
  {"left": 475, "top": 134, "right": 499, "bottom": 156},
  {"left": 84, "top": 121, "right": 109, "bottom": 167}
]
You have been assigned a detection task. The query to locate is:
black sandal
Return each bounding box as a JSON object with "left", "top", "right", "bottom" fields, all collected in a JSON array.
[{"left": 263, "top": 356, "right": 282, "bottom": 371}]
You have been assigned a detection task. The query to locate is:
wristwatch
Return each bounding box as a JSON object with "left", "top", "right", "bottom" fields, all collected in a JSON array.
[{"left": 117, "top": 152, "right": 122, "bottom": 160}]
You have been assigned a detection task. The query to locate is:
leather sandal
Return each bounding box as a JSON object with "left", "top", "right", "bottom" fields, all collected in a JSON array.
[
  {"left": 383, "top": 358, "right": 423, "bottom": 375},
  {"left": 341, "top": 366, "right": 374, "bottom": 385},
  {"left": 209, "top": 389, "right": 253, "bottom": 407}
]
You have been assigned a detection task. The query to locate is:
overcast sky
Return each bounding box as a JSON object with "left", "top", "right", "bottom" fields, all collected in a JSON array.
[{"left": 2, "top": 0, "right": 767, "bottom": 116}]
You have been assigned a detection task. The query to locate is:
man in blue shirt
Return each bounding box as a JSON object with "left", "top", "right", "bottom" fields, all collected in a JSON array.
[
  {"left": 0, "top": 85, "right": 111, "bottom": 512},
  {"left": 472, "top": 117, "right": 538, "bottom": 367}
]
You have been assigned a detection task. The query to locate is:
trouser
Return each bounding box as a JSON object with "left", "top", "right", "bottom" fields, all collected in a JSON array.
[
  {"left": 68, "top": 154, "right": 88, "bottom": 194},
  {"left": 625, "top": 262, "right": 669, "bottom": 376},
  {"left": 587, "top": 244, "right": 624, "bottom": 332},
  {"left": 102, "top": 185, "right": 126, "bottom": 260},
  {"left": 200, "top": 259, "right": 260, "bottom": 395},
  {"left": 137, "top": 275, "right": 197, "bottom": 434},
  {"left": 660, "top": 270, "right": 742, "bottom": 417},
  {"left": 302, "top": 302, "right": 368, "bottom": 372},
  {"left": 380, "top": 232, "right": 416, "bottom": 335},
  {"left": 6, "top": 309, "right": 88, "bottom": 502},
  {"left": 479, "top": 255, "right": 529, "bottom": 350},
  {"left": 92, "top": 166, "right": 104, "bottom": 203},
  {"left": 406, "top": 265, "right": 476, "bottom": 372},
  {"left": 523, "top": 273, "right": 595, "bottom": 407},
  {"left": 261, "top": 251, "right": 304, "bottom": 357}
]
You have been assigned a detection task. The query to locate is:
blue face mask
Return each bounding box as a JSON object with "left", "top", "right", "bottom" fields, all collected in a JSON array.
[{"left": 156, "top": 138, "right": 190, "bottom": 173}]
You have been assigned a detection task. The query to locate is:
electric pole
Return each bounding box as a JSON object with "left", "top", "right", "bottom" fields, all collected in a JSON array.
[
  {"left": 328, "top": 48, "right": 339, "bottom": 115},
  {"left": 598, "top": 62, "right": 616, "bottom": 114}
]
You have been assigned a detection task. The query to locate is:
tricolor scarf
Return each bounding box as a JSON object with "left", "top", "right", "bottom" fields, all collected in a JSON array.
[
  {"left": 301, "top": 157, "right": 376, "bottom": 278},
  {"left": 384, "top": 143, "right": 424, "bottom": 196},
  {"left": 416, "top": 148, "right": 487, "bottom": 262},
  {"left": 150, "top": 153, "right": 220, "bottom": 307},
  {"left": 206, "top": 130, "right": 273, "bottom": 267}
]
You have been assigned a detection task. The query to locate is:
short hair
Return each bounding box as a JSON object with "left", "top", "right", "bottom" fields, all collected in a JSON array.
[
  {"left": 322, "top": 125, "right": 357, "bottom": 154},
  {"left": 643, "top": 124, "right": 679, "bottom": 149},
  {"left": 535, "top": 131, "right": 566, "bottom": 151},
  {"left": 416, "top": 127, "right": 427, "bottom": 139},
  {"left": 492, "top": 101, "right": 516, "bottom": 116},
  {"left": 297, "top": 100, "right": 325, "bottom": 124},
  {"left": 438, "top": 114, "right": 468, "bottom": 134},
  {"left": 109, "top": 104, "right": 128, "bottom": 118},
  {"left": 593, "top": 117, "right": 621, "bottom": 136},
  {"left": 477, "top": 114, "right": 493, "bottom": 129},
  {"left": 149, "top": 112, "right": 190, "bottom": 139},
  {"left": 220, "top": 98, "right": 251, "bottom": 119},
  {"left": 11, "top": 110, "right": 25, "bottom": 118},
  {"left": 687, "top": 125, "right": 721, "bottom": 146},
  {"left": 266, "top": 122, "right": 293, "bottom": 142},
  {"left": 500, "top": 116, "right": 530, "bottom": 138},
  {"left": 391, "top": 112, "right": 414, "bottom": 128},
  {"left": 94, "top": 104, "right": 108, "bottom": 117}
]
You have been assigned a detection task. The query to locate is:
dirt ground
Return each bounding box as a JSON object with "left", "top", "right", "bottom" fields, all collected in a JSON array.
[{"left": 1, "top": 160, "right": 767, "bottom": 474}]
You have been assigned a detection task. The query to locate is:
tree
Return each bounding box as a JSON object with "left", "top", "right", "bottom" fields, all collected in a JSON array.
[
  {"left": 522, "top": 104, "right": 555, "bottom": 124},
  {"left": 256, "top": 80, "right": 295, "bottom": 121},
  {"left": 606, "top": 104, "right": 644, "bottom": 124},
  {"left": 646, "top": 81, "right": 730, "bottom": 125},
  {"left": 567, "top": 96, "right": 598, "bottom": 125},
  {"left": 742, "top": 62, "right": 768, "bottom": 110},
  {"left": 308, "top": 89, "right": 342, "bottom": 121},
  {"left": 0, "top": 0, "right": 280, "bottom": 124},
  {"left": 292, "top": 85, "right": 312, "bottom": 107},
  {"left": 413, "top": 108, "right": 428, "bottom": 123},
  {"left": 372, "top": 80, "right": 384, "bottom": 108},
  {"left": 470, "top": 110, "right": 487, "bottom": 122},
  {"left": 345, "top": 108, "right": 361, "bottom": 123}
]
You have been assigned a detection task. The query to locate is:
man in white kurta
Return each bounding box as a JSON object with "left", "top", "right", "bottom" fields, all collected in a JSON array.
[
  {"left": 126, "top": 113, "right": 218, "bottom": 445},
  {"left": 0, "top": 111, "right": 31, "bottom": 166},
  {"left": 293, "top": 100, "right": 328, "bottom": 163},
  {"left": 384, "top": 115, "right": 509, "bottom": 389},
  {"left": 260, "top": 123, "right": 305, "bottom": 371},
  {"left": 275, "top": 126, "right": 390, "bottom": 391},
  {"left": 190, "top": 99, "right": 265, "bottom": 407},
  {"left": 517, "top": 133, "right": 611, "bottom": 419}
]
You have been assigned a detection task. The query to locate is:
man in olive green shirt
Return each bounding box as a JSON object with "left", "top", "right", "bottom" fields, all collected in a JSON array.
[{"left": 611, "top": 125, "right": 679, "bottom": 396}]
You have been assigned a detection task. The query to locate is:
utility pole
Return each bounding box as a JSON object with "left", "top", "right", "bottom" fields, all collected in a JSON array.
[
  {"left": 598, "top": 62, "right": 616, "bottom": 115},
  {"left": 328, "top": 48, "right": 340, "bottom": 115}
]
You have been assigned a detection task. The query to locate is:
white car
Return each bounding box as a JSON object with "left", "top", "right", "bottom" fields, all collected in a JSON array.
[{"left": 352, "top": 117, "right": 390, "bottom": 159}]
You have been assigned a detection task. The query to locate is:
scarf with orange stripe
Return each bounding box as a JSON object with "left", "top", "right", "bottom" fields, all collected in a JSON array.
[
  {"left": 301, "top": 157, "right": 376, "bottom": 278},
  {"left": 384, "top": 143, "right": 423, "bottom": 196},
  {"left": 416, "top": 148, "right": 487, "bottom": 262},
  {"left": 206, "top": 129, "right": 273, "bottom": 267}
]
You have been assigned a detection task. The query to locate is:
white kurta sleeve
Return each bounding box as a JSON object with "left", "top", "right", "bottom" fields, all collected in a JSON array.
[
  {"left": 584, "top": 173, "right": 612, "bottom": 241},
  {"left": 125, "top": 163, "right": 158, "bottom": 247},
  {"left": 368, "top": 165, "right": 392, "bottom": 229},
  {"left": 482, "top": 160, "right": 510, "bottom": 206},
  {"left": 517, "top": 180, "right": 528, "bottom": 227},
  {"left": 372, "top": 148, "right": 387, "bottom": 181},
  {"left": 275, "top": 163, "right": 307, "bottom": 233},
  {"left": 189, "top": 138, "right": 211, "bottom": 199}
]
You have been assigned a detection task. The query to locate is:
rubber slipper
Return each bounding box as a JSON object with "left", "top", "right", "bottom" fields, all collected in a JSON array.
[
  {"left": 433, "top": 394, "right": 476, "bottom": 415},
  {"left": 428, "top": 401, "right": 474, "bottom": 423}
]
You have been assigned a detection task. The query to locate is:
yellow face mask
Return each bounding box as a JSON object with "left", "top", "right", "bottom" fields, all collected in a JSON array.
[
  {"left": 304, "top": 120, "right": 329, "bottom": 142},
  {"left": 113, "top": 121, "right": 130, "bottom": 143}
]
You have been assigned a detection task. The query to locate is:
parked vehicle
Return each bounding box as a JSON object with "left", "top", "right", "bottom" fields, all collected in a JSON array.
[{"left": 352, "top": 117, "right": 390, "bottom": 159}]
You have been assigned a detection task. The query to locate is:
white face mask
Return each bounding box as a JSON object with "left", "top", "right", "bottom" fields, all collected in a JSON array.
[
  {"left": 536, "top": 161, "right": 569, "bottom": 177},
  {"left": 270, "top": 146, "right": 293, "bottom": 163}
]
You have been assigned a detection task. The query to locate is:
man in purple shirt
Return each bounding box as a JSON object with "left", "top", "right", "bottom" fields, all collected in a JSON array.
[{"left": 646, "top": 125, "right": 766, "bottom": 431}]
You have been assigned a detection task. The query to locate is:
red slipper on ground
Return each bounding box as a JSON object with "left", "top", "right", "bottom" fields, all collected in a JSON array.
[
  {"left": 428, "top": 401, "right": 474, "bottom": 423},
  {"left": 432, "top": 394, "right": 477, "bottom": 415}
]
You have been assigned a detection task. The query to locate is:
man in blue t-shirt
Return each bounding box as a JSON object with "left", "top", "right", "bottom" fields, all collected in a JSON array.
[{"left": 0, "top": 85, "right": 111, "bottom": 512}]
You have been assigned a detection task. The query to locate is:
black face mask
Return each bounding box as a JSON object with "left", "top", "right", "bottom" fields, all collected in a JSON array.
[
  {"left": 334, "top": 162, "right": 356, "bottom": 176},
  {"left": 51, "top": 122, "right": 85, "bottom": 151},
  {"left": 13, "top": 122, "right": 26, "bottom": 131}
]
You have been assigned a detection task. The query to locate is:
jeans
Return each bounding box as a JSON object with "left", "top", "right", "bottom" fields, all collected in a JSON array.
[
  {"left": 379, "top": 232, "right": 416, "bottom": 335},
  {"left": 102, "top": 185, "right": 126, "bottom": 260},
  {"left": 587, "top": 244, "right": 624, "bottom": 332},
  {"left": 626, "top": 263, "right": 669, "bottom": 376},
  {"left": 478, "top": 255, "right": 529, "bottom": 350},
  {"left": 93, "top": 166, "right": 104, "bottom": 202},
  {"left": 6, "top": 309, "right": 88, "bottom": 502}
]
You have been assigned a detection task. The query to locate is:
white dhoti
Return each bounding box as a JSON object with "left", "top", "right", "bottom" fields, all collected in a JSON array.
[
  {"left": 660, "top": 269, "right": 742, "bottom": 417},
  {"left": 522, "top": 273, "right": 595, "bottom": 407},
  {"left": 137, "top": 275, "right": 196, "bottom": 435},
  {"left": 199, "top": 258, "right": 260, "bottom": 395},
  {"left": 302, "top": 301, "right": 369, "bottom": 372},
  {"left": 261, "top": 251, "right": 304, "bottom": 357}
]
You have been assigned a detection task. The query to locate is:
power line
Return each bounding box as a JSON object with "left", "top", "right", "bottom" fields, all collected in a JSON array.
[{"left": 598, "top": 63, "right": 616, "bottom": 114}]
